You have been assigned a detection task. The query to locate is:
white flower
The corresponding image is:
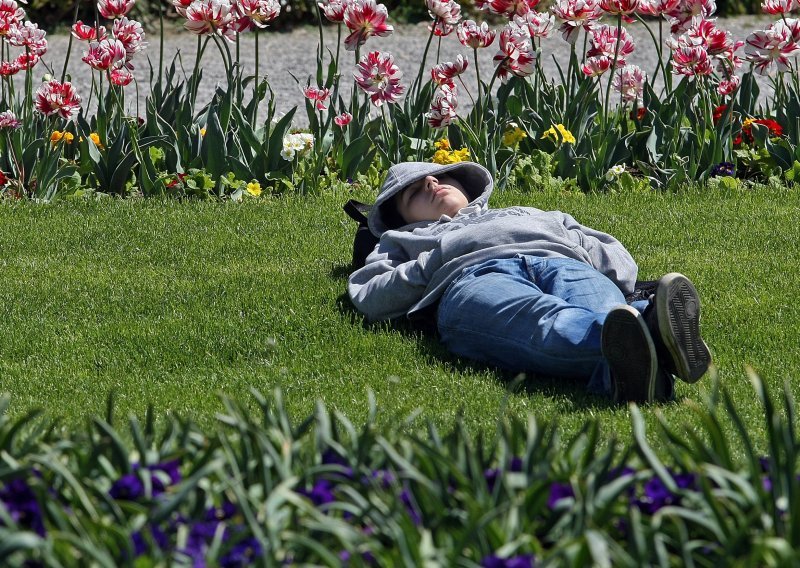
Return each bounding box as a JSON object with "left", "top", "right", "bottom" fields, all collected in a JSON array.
[
  {"left": 605, "top": 164, "right": 626, "bottom": 180},
  {"left": 281, "top": 132, "right": 314, "bottom": 160}
]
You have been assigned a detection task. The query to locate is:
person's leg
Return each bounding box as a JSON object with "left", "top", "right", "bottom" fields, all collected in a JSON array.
[{"left": 436, "top": 256, "right": 627, "bottom": 384}]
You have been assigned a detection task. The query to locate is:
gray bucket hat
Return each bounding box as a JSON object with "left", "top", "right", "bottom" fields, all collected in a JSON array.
[{"left": 368, "top": 161, "right": 493, "bottom": 236}]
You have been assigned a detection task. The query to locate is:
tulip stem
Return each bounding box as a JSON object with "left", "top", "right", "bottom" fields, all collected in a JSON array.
[
  {"left": 61, "top": 0, "right": 81, "bottom": 84},
  {"left": 411, "top": 23, "right": 436, "bottom": 100}
]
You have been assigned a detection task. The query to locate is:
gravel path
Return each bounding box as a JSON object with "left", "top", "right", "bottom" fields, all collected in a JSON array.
[{"left": 38, "top": 15, "right": 778, "bottom": 127}]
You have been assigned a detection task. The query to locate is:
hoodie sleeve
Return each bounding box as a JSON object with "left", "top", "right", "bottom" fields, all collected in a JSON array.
[
  {"left": 560, "top": 212, "right": 638, "bottom": 294},
  {"left": 348, "top": 238, "right": 444, "bottom": 322}
]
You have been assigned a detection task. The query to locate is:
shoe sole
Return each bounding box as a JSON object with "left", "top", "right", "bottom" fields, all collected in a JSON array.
[
  {"left": 602, "top": 306, "right": 657, "bottom": 403},
  {"left": 655, "top": 273, "right": 712, "bottom": 384}
]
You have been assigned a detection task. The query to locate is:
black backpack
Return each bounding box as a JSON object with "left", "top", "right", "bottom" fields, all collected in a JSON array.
[{"left": 342, "top": 199, "right": 657, "bottom": 302}]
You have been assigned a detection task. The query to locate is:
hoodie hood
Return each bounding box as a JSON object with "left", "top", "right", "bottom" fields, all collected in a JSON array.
[{"left": 368, "top": 161, "right": 494, "bottom": 237}]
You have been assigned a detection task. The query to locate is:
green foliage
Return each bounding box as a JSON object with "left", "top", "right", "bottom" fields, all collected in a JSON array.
[{"left": 2, "top": 376, "right": 800, "bottom": 564}]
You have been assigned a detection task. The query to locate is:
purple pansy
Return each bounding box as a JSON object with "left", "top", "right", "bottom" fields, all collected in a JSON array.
[
  {"left": 636, "top": 472, "right": 698, "bottom": 514},
  {"left": 205, "top": 500, "right": 238, "bottom": 522},
  {"left": 321, "top": 448, "right": 354, "bottom": 479},
  {"left": 481, "top": 553, "right": 535, "bottom": 568},
  {"left": 298, "top": 478, "right": 336, "bottom": 507},
  {"left": 0, "top": 478, "right": 46, "bottom": 536},
  {"left": 109, "top": 461, "right": 182, "bottom": 501},
  {"left": 219, "top": 536, "right": 263, "bottom": 567},
  {"left": 151, "top": 460, "right": 182, "bottom": 494},
  {"left": 109, "top": 473, "right": 145, "bottom": 501},
  {"left": 710, "top": 161, "right": 736, "bottom": 177},
  {"left": 547, "top": 482, "right": 574, "bottom": 509}
]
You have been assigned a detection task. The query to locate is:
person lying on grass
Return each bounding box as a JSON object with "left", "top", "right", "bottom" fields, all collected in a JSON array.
[{"left": 347, "top": 161, "right": 712, "bottom": 403}]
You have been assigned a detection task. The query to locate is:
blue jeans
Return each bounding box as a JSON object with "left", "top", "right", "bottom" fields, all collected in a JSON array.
[{"left": 436, "top": 256, "right": 649, "bottom": 396}]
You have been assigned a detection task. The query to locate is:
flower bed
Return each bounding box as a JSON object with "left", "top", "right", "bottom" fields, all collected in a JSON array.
[
  {"left": 0, "top": 374, "right": 798, "bottom": 565},
  {"left": 2, "top": 0, "right": 800, "bottom": 198}
]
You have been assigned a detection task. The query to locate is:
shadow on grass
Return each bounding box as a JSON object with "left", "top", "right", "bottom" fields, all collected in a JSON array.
[{"left": 333, "top": 290, "right": 637, "bottom": 411}]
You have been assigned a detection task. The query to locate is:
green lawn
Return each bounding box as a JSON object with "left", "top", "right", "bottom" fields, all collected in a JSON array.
[{"left": 1, "top": 184, "right": 798, "bottom": 454}]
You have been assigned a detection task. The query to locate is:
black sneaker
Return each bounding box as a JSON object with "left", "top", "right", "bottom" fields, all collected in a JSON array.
[
  {"left": 645, "top": 273, "right": 712, "bottom": 384},
  {"left": 602, "top": 305, "right": 665, "bottom": 403}
]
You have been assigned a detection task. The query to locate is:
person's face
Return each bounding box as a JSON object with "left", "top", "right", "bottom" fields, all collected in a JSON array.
[{"left": 394, "top": 175, "right": 469, "bottom": 224}]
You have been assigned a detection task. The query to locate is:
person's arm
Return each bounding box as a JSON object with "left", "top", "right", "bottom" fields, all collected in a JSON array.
[
  {"left": 348, "top": 240, "right": 443, "bottom": 322},
  {"left": 560, "top": 213, "right": 638, "bottom": 294}
]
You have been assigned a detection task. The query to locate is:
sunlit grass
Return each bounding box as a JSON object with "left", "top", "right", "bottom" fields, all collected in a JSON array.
[{"left": 0, "top": 183, "right": 797, "bottom": 455}]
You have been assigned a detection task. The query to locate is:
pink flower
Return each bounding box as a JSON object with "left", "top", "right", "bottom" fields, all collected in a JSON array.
[
  {"left": 744, "top": 20, "right": 800, "bottom": 75},
  {"left": 353, "top": 50, "right": 405, "bottom": 106},
  {"left": 428, "top": 83, "right": 458, "bottom": 127},
  {"left": 82, "top": 39, "right": 127, "bottom": 70},
  {"left": 581, "top": 54, "right": 611, "bottom": 75},
  {"left": 15, "top": 51, "right": 39, "bottom": 70},
  {"left": 430, "top": 54, "right": 468, "bottom": 85},
  {"left": 235, "top": 0, "right": 280, "bottom": 28},
  {"left": 319, "top": 0, "right": 349, "bottom": 22},
  {"left": 587, "top": 24, "right": 635, "bottom": 64},
  {"left": 636, "top": 0, "right": 679, "bottom": 16},
  {"left": 717, "top": 75, "right": 740, "bottom": 95},
  {"left": 457, "top": 19, "right": 496, "bottom": 48},
  {"left": 343, "top": 0, "right": 393, "bottom": 52},
  {"left": 185, "top": 0, "right": 235, "bottom": 38},
  {"left": 110, "top": 67, "right": 134, "bottom": 86},
  {"left": 550, "top": 0, "right": 603, "bottom": 44},
  {"left": 666, "top": 0, "right": 716, "bottom": 35},
  {"left": 6, "top": 21, "right": 47, "bottom": 56},
  {"left": 493, "top": 23, "right": 537, "bottom": 82},
  {"left": 71, "top": 21, "right": 108, "bottom": 41},
  {"left": 34, "top": 80, "right": 82, "bottom": 120},
  {"left": 0, "top": 61, "right": 20, "bottom": 75},
  {"left": 173, "top": 0, "right": 194, "bottom": 16},
  {"left": 671, "top": 44, "right": 712, "bottom": 76},
  {"left": 98, "top": 0, "right": 136, "bottom": 19},
  {"left": 113, "top": 17, "right": 148, "bottom": 64},
  {"left": 483, "top": 0, "right": 540, "bottom": 18},
  {"left": 0, "top": 0, "right": 26, "bottom": 37},
  {"left": 678, "top": 18, "right": 736, "bottom": 57},
  {"left": 304, "top": 85, "right": 331, "bottom": 110},
  {"left": 515, "top": 10, "right": 554, "bottom": 38},
  {"left": 426, "top": 0, "right": 461, "bottom": 24},
  {"left": 600, "top": 0, "right": 639, "bottom": 15},
  {"left": 0, "top": 110, "right": 20, "bottom": 129},
  {"left": 761, "top": 0, "right": 794, "bottom": 14},
  {"left": 612, "top": 64, "right": 645, "bottom": 102},
  {"left": 334, "top": 111, "right": 353, "bottom": 126}
]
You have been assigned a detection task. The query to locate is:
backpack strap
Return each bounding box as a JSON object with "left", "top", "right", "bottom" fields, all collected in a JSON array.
[
  {"left": 344, "top": 199, "right": 371, "bottom": 224},
  {"left": 343, "top": 199, "right": 380, "bottom": 270}
]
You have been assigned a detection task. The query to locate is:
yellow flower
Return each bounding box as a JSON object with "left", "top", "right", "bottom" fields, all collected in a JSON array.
[
  {"left": 451, "top": 147, "right": 471, "bottom": 162},
  {"left": 742, "top": 117, "right": 755, "bottom": 130},
  {"left": 503, "top": 124, "right": 527, "bottom": 146},
  {"left": 50, "top": 130, "right": 74, "bottom": 146},
  {"left": 200, "top": 127, "right": 207, "bottom": 137},
  {"left": 434, "top": 138, "right": 451, "bottom": 151},
  {"left": 85, "top": 132, "right": 104, "bottom": 149},
  {"left": 541, "top": 123, "right": 576, "bottom": 145},
  {"left": 432, "top": 146, "right": 471, "bottom": 165},
  {"left": 432, "top": 149, "right": 452, "bottom": 164},
  {"left": 246, "top": 181, "right": 262, "bottom": 197}
]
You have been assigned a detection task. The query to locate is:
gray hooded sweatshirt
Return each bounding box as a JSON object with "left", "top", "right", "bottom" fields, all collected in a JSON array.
[{"left": 347, "top": 161, "right": 638, "bottom": 322}]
